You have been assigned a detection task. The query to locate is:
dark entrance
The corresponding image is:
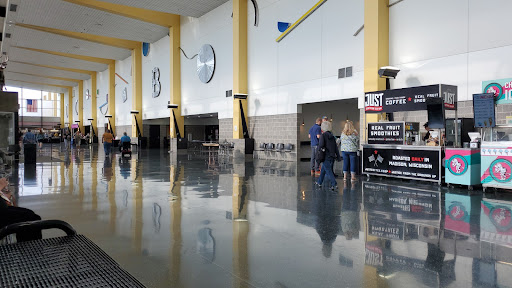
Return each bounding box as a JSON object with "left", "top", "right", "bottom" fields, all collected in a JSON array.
[
  {"left": 149, "top": 125, "right": 160, "bottom": 148},
  {"left": 84, "top": 126, "right": 90, "bottom": 137},
  {"left": 205, "top": 125, "right": 219, "bottom": 142}
]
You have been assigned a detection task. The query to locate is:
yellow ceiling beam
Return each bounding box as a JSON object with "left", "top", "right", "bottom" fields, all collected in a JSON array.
[
  {"left": 13, "top": 46, "right": 115, "bottom": 65},
  {"left": 17, "top": 23, "right": 139, "bottom": 50},
  {"left": 10, "top": 61, "right": 95, "bottom": 76},
  {"left": 6, "top": 71, "right": 81, "bottom": 83},
  {"left": 6, "top": 79, "right": 73, "bottom": 89},
  {"left": 62, "top": 0, "right": 180, "bottom": 27}
]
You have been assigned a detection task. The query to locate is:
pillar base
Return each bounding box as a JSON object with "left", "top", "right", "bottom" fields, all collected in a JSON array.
[{"left": 232, "top": 138, "right": 254, "bottom": 159}]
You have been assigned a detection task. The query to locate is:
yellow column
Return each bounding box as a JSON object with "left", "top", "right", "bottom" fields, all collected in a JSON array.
[
  {"left": 169, "top": 24, "right": 183, "bottom": 139},
  {"left": 60, "top": 93, "right": 65, "bottom": 127},
  {"left": 52, "top": 93, "right": 57, "bottom": 117},
  {"left": 67, "top": 161, "right": 74, "bottom": 195},
  {"left": 91, "top": 72, "right": 97, "bottom": 138},
  {"left": 78, "top": 81, "right": 84, "bottom": 133},
  {"left": 233, "top": 0, "right": 248, "bottom": 139},
  {"left": 68, "top": 87, "right": 73, "bottom": 126},
  {"left": 132, "top": 44, "right": 143, "bottom": 138},
  {"left": 132, "top": 160, "right": 143, "bottom": 253},
  {"left": 108, "top": 63, "right": 116, "bottom": 135},
  {"left": 364, "top": 0, "right": 389, "bottom": 126}
]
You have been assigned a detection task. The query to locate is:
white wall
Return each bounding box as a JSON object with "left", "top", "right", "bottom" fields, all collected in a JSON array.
[
  {"left": 96, "top": 69, "right": 109, "bottom": 128},
  {"left": 180, "top": 1, "right": 234, "bottom": 119},
  {"left": 83, "top": 78, "right": 92, "bottom": 121},
  {"left": 63, "top": 90, "right": 70, "bottom": 124},
  {"left": 387, "top": 0, "right": 512, "bottom": 103},
  {"left": 142, "top": 35, "right": 171, "bottom": 120},
  {"left": 71, "top": 86, "right": 79, "bottom": 123},
  {"left": 115, "top": 57, "right": 133, "bottom": 127}
]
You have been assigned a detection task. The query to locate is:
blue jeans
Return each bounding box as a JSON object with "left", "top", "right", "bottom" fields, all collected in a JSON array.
[
  {"left": 342, "top": 151, "right": 357, "bottom": 173},
  {"left": 311, "top": 146, "right": 319, "bottom": 171},
  {"left": 317, "top": 157, "right": 336, "bottom": 187},
  {"left": 104, "top": 142, "right": 112, "bottom": 155}
]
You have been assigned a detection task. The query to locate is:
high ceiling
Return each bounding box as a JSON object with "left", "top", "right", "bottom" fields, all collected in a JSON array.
[{"left": 1, "top": 0, "right": 229, "bottom": 93}]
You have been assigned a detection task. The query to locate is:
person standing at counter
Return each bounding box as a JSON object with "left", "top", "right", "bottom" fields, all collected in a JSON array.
[
  {"left": 339, "top": 121, "right": 359, "bottom": 182},
  {"left": 309, "top": 118, "right": 322, "bottom": 176},
  {"left": 316, "top": 121, "right": 341, "bottom": 190},
  {"left": 423, "top": 122, "right": 431, "bottom": 142}
]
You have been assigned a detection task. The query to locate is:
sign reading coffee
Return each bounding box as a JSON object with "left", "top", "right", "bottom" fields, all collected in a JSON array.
[
  {"left": 367, "top": 122, "right": 405, "bottom": 145},
  {"left": 365, "top": 84, "right": 457, "bottom": 113},
  {"left": 363, "top": 146, "right": 441, "bottom": 181}
]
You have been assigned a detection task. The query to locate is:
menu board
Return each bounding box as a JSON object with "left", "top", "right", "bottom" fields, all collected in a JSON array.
[
  {"left": 473, "top": 93, "right": 496, "bottom": 128},
  {"left": 367, "top": 122, "right": 405, "bottom": 145}
]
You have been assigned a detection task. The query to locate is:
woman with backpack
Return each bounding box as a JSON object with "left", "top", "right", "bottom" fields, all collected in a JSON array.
[{"left": 316, "top": 121, "right": 341, "bottom": 190}]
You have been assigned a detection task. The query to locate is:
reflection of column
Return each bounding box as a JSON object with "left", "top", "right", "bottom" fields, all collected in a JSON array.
[
  {"left": 91, "top": 156, "right": 98, "bottom": 211},
  {"left": 132, "top": 159, "right": 143, "bottom": 253},
  {"left": 363, "top": 212, "right": 389, "bottom": 288},
  {"left": 68, "top": 161, "right": 74, "bottom": 195},
  {"left": 169, "top": 164, "right": 183, "bottom": 285},
  {"left": 232, "top": 166, "right": 249, "bottom": 288},
  {"left": 78, "top": 154, "right": 84, "bottom": 204},
  {"left": 60, "top": 162, "right": 65, "bottom": 192},
  {"left": 108, "top": 158, "right": 116, "bottom": 231}
]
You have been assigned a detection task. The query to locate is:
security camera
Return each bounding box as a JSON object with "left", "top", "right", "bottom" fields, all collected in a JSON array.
[
  {"left": 378, "top": 66, "right": 400, "bottom": 79},
  {"left": 233, "top": 93, "right": 248, "bottom": 99},
  {"left": 167, "top": 104, "right": 178, "bottom": 109}
]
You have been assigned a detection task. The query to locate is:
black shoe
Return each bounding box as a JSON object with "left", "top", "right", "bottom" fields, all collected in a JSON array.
[{"left": 330, "top": 185, "right": 338, "bottom": 191}]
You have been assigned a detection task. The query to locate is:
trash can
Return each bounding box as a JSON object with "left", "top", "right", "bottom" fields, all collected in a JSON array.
[{"left": 24, "top": 144, "right": 37, "bottom": 164}]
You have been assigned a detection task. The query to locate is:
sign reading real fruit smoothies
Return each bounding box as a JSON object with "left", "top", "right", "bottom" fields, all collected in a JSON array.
[{"left": 482, "top": 78, "right": 512, "bottom": 104}]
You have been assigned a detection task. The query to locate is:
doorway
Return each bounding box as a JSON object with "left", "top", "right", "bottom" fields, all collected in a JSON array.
[{"left": 149, "top": 125, "right": 160, "bottom": 148}]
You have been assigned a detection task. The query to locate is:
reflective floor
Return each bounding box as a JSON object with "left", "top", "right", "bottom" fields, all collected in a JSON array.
[{"left": 11, "top": 145, "right": 512, "bottom": 287}]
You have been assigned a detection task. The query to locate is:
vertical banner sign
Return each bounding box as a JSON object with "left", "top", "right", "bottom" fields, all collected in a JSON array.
[
  {"left": 367, "top": 122, "right": 405, "bottom": 145},
  {"left": 482, "top": 78, "right": 512, "bottom": 104}
]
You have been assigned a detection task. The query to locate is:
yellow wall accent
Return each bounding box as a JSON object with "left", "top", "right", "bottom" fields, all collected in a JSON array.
[
  {"left": 53, "top": 93, "right": 58, "bottom": 117},
  {"left": 68, "top": 87, "right": 73, "bottom": 125},
  {"left": 169, "top": 24, "right": 183, "bottom": 139},
  {"left": 17, "top": 23, "right": 139, "bottom": 50},
  {"left": 13, "top": 46, "right": 115, "bottom": 65},
  {"left": 108, "top": 63, "right": 116, "bottom": 135},
  {"left": 233, "top": 0, "right": 248, "bottom": 139},
  {"left": 131, "top": 44, "right": 143, "bottom": 137},
  {"left": 364, "top": 0, "right": 389, "bottom": 93},
  {"left": 62, "top": 0, "right": 180, "bottom": 27},
  {"left": 363, "top": 0, "right": 389, "bottom": 140},
  {"left": 275, "top": 0, "right": 327, "bottom": 42},
  {"left": 10, "top": 61, "right": 94, "bottom": 75},
  {"left": 78, "top": 81, "right": 84, "bottom": 133},
  {"left": 60, "top": 93, "right": 65, "bottom": 127},
  {"left": 91, "top": 73, "right": 97, "bottom": 137}
]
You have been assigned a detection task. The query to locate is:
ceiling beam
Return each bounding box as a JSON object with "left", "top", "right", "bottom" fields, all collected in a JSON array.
[
  {"left": 12, "top": 46, "right": 115, "bottom": 65},
  {"left": 6, "top": 79, "right": 73, "bottom": 89},
  {"left": 62, "top": 0, "right": 180, "bottom": 27},
  {"left": 6, "top": 71, "right": 81, "bottom": 83},
  {"left": 16, "top": 23, "right": 140, "bottom": 50},
  {"left": 9, "top": 61, "right": 96, "bottom": 76}
]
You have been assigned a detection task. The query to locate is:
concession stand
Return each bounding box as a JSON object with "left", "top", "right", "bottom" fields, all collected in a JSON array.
[{"left": 363, "top": 84, "right": 458, "bottom": 184}]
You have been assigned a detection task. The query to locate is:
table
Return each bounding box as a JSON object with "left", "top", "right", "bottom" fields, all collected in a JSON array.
[
  {"left": 0, "top": 220, "right": 145, "bottom": 287},
  {"left": 202, "top": 143, "right": 219, "bottom": 166}
]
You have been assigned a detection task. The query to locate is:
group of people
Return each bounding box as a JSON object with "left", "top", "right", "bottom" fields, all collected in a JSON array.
[{"left": 309, "top": 116, "right": 359, "bottom": 190}]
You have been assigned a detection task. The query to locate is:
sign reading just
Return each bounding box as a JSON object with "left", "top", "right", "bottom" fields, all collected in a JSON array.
[{"left": 365, "top": 84, "right": 457, "bottom": 113}]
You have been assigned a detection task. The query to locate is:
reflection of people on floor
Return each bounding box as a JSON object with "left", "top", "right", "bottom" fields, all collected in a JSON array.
[
  {"left": 314, "top": 190, "right": 341, "bottom": 258},
  {"left": 119, "top": 157, "right": 131, "bottom": 179},
  {"left": 0, "top": 178, "right": 42, "bottom": 242},
  {"left": 341, "top": 182, "right": 359, "bottom": 240},
  {"left": 197, "top": 227, "right": 215, "bottom": 263},
  {"left": 103, "top": 157, "right": 113, "bottom": 182}
]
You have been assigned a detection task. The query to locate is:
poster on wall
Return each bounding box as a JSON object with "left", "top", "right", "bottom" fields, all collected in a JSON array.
[
  {"left": 364, "top": 84, "right": 457, "bottom": 113},
  {"left": 482, "top": 78, "right": 512, "bottom": 104},
  {"left": 473, "top": 93, "right": 496, "bottom": 128},
  {"left": 367, "top": 122, "right": 405, "bottom": 145},
  {"left": 362, "top": 146, "right": 441, "bottom": 181}
]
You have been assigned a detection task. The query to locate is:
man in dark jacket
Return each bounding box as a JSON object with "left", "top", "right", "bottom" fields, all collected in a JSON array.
[{"left": 316, "top": 121, "right": 341, "bottom": 190}]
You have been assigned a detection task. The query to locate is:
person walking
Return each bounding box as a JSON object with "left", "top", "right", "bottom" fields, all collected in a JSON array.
[
  {"left": 316, "top": 121, "right": 341, "bottom": 190},
  {"left": 308, "top": 118, "right": 322, "bottom": 176},
  {"left": 339, "top": 120, "right": 359, "bottom": 182},
  {"left": 74, "top": 131, "right": 82, "bottom": 148},
  {"left": 37, "top": 130, "right": 44, "bottom": 149},
  {"left": 102, "top": 129, "right": 114, "bottom": 156}
]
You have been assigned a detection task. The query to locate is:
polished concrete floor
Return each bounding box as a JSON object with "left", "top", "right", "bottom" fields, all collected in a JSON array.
[{"left": 10, "top": 144, "right": 512, "bottom": 287}]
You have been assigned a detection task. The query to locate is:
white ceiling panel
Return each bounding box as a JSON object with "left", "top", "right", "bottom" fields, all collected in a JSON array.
[
  {"left": 9, "top": 47, "right": 108, "bottom": 71},
  {"left": 15, "top": 0, "right": 169, "bottom": 43},
  {"left": 5, "top": 71, "right": 78, "bottom": 87},
  {"left": 5, "top": 80, "right": 69, "bottom": 93},
  {"left": 101, "top": 0, "right": 229, "bottom": 18},
  {"left": 5, "top": 61, "right": 90, "bottom": 80},
  {"left": 10, "top": 26, "right": 131, "bottom": 60}
]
